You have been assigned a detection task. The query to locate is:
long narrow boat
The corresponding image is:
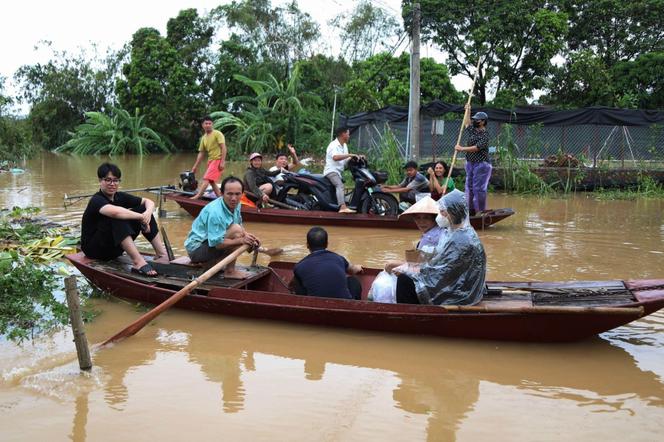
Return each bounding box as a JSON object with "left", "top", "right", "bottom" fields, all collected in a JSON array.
[
  {"left": 164, "top": 192, "right": 515, "bottom": 230},
  {"left": 67, "top": 252, "right": 664, "bottom": 342}
]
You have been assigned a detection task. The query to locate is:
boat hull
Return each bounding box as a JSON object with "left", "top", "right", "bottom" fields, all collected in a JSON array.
[
  {"left": 164, "top": 193, "right": 515, "bottom": 230},
  {"left": 67, "top": 253, "right": 664, "bottom": 342}
]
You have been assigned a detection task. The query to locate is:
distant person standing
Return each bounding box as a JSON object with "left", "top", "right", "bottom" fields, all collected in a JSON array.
[
  {"left": 324, "top": 127, "right": 363, "bottom": 214},
  {"left": 190, "top": 115, "right": 227, "bottom": 200},
  {"left": 455, "top": 108, "right": 490, "bottom": 215}
]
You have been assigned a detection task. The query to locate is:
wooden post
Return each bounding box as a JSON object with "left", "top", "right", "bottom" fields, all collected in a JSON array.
[
  {"left": 158, "top": 186, "right": 167, "bottom": 218},
  {"left": 64, "top": 276, "right": 92, "bottom": 370}
]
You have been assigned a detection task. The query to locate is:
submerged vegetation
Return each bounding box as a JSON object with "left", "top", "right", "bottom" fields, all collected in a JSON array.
[{"left": 0, "top": 207, "right": 97, "bottom": 343}]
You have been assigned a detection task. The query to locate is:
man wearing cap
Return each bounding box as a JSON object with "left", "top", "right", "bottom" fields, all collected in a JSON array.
[
  {"left": 243, "top": 152, "right": 281, "bottom": 205},
  {"left": 455, "top": 106, "right": 491, "bottom": 215},
  {"left": 381, "top": 160, "right": 430, "bottom": 205},
  {"left": 189, "top": 115, "right": 227, "bottom": 200},
  {"left": 324, "top": 126, "right": 363, "bottom": 213}
]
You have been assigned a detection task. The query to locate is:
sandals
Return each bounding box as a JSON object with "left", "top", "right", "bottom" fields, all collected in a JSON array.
[{"left": 131, "top": 263, "right": 158, "bottom": 277}]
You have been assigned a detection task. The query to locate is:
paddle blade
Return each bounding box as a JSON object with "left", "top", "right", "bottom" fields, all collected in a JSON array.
[{"left": 98, "top": 244, "right": 250, "bottom": 348}]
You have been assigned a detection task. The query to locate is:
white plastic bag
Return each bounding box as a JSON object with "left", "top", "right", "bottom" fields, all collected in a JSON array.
[{"left": 369, "top": 270, "right": 398, "bottom": 303}]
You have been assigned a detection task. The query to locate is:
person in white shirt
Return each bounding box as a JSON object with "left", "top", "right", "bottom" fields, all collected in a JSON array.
[{"left": 324, "top": 127, "right": 363, "bottom": 213}]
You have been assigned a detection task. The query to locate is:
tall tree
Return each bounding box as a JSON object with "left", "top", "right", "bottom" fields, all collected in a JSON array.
[
  {"left": 116, "top": 26, "right": 206, "bottom": 150},
  {"left": 211, "top": 0, "right": 320, "bottom": 76},
  {"left": 14, "top": 43, "right": 123, "bottom": 148},
  {"left": 166, "top": 8, "right": 214, "bottom": 94},
  {"left": 330, "top": 1, "right": 402, "bottom": 63},
  {"left": 341, "top": 52, "right": 462, "bottom": 114},
  {"left": 562, "top": 0, "right": 664, "bottom": 66},
  {"left": 411, "top": 0, "right": 568, "bottom": 105},
  {"left": 543, "top": 0, "right": 664, "bottom": 108}
]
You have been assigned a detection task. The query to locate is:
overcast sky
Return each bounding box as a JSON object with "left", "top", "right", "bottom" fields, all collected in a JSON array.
[{"left": 1, "top": 0, "right": 462, "bottom": 110}]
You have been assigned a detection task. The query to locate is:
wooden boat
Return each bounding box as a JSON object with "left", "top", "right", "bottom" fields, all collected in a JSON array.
[
  {"left": 164, "top": 192, "right": 515, "bottom": 230},
  {"left": 66, "top": 252, "right": 664, "bottom": 342}
]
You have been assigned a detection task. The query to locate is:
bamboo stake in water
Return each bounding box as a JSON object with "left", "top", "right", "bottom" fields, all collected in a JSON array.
[{"left": 64, "top": 276, "right": 92, "bottom": 370}]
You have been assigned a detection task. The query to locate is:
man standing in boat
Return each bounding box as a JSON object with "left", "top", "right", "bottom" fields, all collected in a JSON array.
[
  {"left": 189, "top": 115, "right": 227, "bottom": 200},
  {"left": 455, "top": 108, "right": 491, "bottom": 215},
  {"left": 324, "top": 127, "right": 364, "bottom": 214},
  {"left": 81, "top": 162, "right": 169, "bottom": 277},
  {"left": 185, "top": 176, "right": 260, "bottom": 279}
]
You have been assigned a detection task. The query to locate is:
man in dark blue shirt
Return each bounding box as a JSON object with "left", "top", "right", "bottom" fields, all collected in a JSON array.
[{"left": 292, "top": 227, "right": 363, "bottom": 300}]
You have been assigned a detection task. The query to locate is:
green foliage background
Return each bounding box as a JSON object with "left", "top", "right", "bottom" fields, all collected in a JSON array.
[{"left": 1, "top": 0, "right": 662, "bottom": 160}]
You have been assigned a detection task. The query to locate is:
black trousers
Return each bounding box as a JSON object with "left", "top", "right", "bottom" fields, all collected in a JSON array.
[
  {"left": 396, "top": 274, "right": 420, "bottom": 304},
  {"left": 83, "top": 205, "right": 159, "bottom": 260},
  {"left": 292, "top": 275, "right": 362, "bottom": 300},
  {"left": 349, "top": 178, "right": 366, "bottom": 209}
]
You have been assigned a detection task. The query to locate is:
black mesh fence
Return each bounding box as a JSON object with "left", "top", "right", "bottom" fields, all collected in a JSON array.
[{"left": 350, "top": 116, "right": 664, "bottom": 165}]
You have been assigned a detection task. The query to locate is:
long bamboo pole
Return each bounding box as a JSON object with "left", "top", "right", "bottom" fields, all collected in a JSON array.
[{"left": 442, "top": 57, "right": 482, "bottom": 195}]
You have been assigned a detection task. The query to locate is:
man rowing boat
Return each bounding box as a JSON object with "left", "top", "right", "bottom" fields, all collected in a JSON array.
[{"left": 184, "top": 176, "right": 260, "bottom": 279}]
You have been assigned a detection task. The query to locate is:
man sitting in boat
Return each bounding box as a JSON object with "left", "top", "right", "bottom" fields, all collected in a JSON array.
[
  {"left": 81, "top": 162, "right": 169, "bottom": 277},
  {"left": 380, "top": 161, "right": 430, "bottom": 205},
  {"left": 185, "top": 176, "right": 261, "bottom": 279},
  {"left": 384, "top": 196, "right": 445, "bottom": 273},
  {"left": 291, "top": 227, "right": 364, "bottom": 300},
  {"left": 243, "top": 152, "right": 281, "bottom": 206},
  {"left": 269, "top": 144, "right": 300, "bottom": 185},
  {"left": 394, "top": 189, "right": 487, "bottom": 305}
]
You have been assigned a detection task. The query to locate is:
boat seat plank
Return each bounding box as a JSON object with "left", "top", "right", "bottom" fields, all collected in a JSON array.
[
  {"left": 89, "top": 259, "right": 271, "bottom": 291},
  {"left": 489, "top": 280, "right": 626, "bottom": 290}
]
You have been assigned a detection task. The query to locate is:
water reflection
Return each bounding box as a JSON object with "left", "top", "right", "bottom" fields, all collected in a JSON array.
[{"left": 78, "top": 311, "right": 664, "bottom": 440}]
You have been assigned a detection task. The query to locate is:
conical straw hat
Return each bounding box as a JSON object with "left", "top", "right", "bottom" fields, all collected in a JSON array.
[{"left": 398, "top": 195, "right": 439, "bottom": 219}]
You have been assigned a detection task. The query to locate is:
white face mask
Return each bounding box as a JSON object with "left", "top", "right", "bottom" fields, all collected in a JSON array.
[{"left": 436, "top": 213, "right": 449, "bottom": 228}]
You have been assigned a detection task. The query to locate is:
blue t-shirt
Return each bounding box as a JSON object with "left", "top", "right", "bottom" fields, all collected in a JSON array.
[
  {"left": 293, "top": 249, "right": 352, "bottom": 299},
  {"left": 184, "top": 198, "right": 242, "bottom": 253}
]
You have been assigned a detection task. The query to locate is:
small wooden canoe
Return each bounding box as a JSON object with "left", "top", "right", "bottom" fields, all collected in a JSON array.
[
  {"left": 67, "top": 252, "right": 664, "bottom": 342},
  {"left": 164, "top": 192, "right": 515, "bottom": 230}
]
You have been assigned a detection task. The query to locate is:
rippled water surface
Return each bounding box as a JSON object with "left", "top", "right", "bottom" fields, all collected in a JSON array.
[{"left": 1, "top": 153, "right": 663, "bottom": 441}]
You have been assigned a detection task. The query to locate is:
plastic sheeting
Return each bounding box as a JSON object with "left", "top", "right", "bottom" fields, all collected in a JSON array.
[
  {"left": 405, "top": 190, "right": 487, "bottom": 305},
  {"left": 341, "top": 100, "right": 664, "bottom": 129}
]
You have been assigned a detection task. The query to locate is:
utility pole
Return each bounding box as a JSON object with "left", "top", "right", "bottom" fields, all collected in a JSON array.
[{"left": 408, "top": 2, "right": 421, "bottom": 160}]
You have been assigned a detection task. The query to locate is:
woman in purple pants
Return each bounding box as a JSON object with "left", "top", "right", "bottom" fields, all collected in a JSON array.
[{"left": 455, "top": 109, "right": 491, "bottom": 215}]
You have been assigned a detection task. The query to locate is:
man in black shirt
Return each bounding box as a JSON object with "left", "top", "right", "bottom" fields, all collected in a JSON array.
[
  {"left": 455, "top": 108, "right": 491, "bottom": 215},
  {"left": 291, "top": 227, "right": 363, "bottom": 300},
  {"left": 81, "top": 163, "right": 169, "bottom": 276}
]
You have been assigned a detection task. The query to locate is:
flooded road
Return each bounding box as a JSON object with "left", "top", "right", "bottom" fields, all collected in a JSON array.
[{"left": 1, "top": 152, "right": 664, "bottom": 441}]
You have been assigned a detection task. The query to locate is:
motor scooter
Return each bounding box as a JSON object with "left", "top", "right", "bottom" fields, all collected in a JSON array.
[{"left": 275, "top": 157, "right": 399, "bottom": 215}]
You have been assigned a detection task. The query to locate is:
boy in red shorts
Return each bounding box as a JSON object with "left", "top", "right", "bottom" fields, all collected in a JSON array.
[{"left": 189, "top": 115, "right": 227, "bottom": 199}]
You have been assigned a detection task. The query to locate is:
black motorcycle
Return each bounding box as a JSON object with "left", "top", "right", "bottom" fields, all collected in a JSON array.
[{"left": 275, "top": 157, "right": 399, "bottom": 216}]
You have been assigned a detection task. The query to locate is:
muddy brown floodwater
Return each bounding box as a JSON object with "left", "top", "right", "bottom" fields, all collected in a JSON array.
[{"left": 1, "top": 152, "right": 663, "bottom": 441}]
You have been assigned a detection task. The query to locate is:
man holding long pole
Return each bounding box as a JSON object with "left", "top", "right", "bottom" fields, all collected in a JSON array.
[{"left": 455, "top": 109, "right": 491, "bottom": 215}]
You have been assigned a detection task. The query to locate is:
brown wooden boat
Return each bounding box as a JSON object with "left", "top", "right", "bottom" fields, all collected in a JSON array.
[
  {"left": 164, "top": 192, "right": 515, "bottom": 230},
  {"left": 67, "top": 252, "right": 664, "bottom": 342}
]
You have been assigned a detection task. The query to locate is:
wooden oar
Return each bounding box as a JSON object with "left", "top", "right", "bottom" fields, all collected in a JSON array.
[
  {"left": 97, "top": 244, "right": 250, "bottom": 348},
  {"left": 443, "top": 57, "right": 482, "bottom": 195},
  {"left": 64, "top": 185, "right": 176, "bottom": 208}
]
